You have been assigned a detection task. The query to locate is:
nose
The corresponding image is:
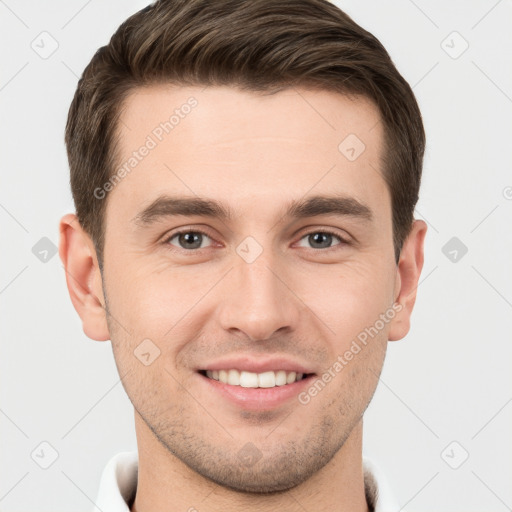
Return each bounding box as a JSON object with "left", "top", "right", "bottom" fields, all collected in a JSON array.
[{"left": 217, "top": 253, "right": 301, "bottom": 342}]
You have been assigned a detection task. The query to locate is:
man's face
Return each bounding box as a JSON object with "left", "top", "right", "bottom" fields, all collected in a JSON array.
[{"left": 100, "top": 85, "right": 400, "bottom": 492}]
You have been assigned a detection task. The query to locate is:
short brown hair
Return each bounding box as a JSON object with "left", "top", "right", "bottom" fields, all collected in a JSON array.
[{"left": 65, "top": 0, "right": 425, "bottom": 266}]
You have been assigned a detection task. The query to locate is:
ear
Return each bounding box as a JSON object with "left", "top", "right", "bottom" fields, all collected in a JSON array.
[
  {"left": 59, "top": 213, "right": 110, "bottom": 341},
  {"left": 388, "top": 219, "right": 428, "bottom": 342}
]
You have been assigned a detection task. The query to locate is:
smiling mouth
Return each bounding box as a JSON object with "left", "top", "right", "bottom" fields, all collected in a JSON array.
[{"left": 198, "top": 369, "right": 314, "bottom": 388}]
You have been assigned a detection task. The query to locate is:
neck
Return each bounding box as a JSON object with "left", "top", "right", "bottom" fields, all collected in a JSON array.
[{"left": 131, "top": 411, "right": 369, "bottom": 512}]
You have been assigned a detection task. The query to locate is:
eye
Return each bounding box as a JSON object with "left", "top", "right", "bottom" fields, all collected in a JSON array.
[
  {"left": 296, "top": 230, "right": 348, "bottom": 250},
  {"left": 163, "top": 228, "right": 349, "bottom": 253},
  {"left": 165, "top": 229, "right": 214, "bottom": 250}
]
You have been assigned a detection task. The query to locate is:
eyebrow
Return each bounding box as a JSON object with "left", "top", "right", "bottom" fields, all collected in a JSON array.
[{"left": 132, "top": 193, "right": 374, "bottom": 226}]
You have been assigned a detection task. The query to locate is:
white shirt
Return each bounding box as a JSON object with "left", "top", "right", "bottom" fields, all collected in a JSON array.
[{"left": 91, "top": 451, "right": 402, "bottom": 512}]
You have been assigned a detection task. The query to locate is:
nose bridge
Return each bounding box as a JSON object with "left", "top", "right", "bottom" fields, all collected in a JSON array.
[{"left": 217, "top": 243, "right": 300, "bottom": 341}]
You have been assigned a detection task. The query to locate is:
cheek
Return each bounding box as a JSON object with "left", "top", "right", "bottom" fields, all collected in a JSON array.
[
  {"left": 105, "top": 257, "right": 203, "bottom": 329},
  {"left": 297, "top": 257, "right": 394, "bottom": 343}
]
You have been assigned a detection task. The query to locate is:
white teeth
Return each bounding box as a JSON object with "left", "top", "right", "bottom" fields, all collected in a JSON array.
[
  {"left": 258, "top": 371, "right": 275, "bottom": 388},
  {"left": 286, "top": 371, "right": 297, "bottom": 384},
  {"left": 227, "top": 369, "right": 240, "bottom": 386},
  {"left": 205, "top": 369, "right": 306, "bottom": 388},
  {"left": 239, "top": 371, "right": 259, "bottom": 388},
  {"left": 275, "top": 370, "right": 287, "bottom": 386}
]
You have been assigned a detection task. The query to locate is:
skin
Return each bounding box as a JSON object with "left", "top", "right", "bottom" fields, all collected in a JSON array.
[{"left": 59, "top": 85, "right": 427, "bottom": 512}]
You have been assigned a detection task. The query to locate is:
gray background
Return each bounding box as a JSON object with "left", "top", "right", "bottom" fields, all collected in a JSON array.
[{"left": 1, "top": 0, "right": 511, "bottom": 510}]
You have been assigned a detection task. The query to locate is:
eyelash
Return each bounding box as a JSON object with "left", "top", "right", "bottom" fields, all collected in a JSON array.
[{"left": 163, "top": 228, "right": 349, "bottom": 253}]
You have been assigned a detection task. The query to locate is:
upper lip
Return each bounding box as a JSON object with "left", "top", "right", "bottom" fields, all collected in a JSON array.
[{"left": 198, "top": 355, "right": 315, "bottom": 375}]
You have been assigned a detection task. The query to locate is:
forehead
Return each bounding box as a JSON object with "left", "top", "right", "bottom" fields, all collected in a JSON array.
[
  {"left": 117, "top": 84, "right": 382, "bottom": 152},
  {"left": 109, "top": 84, "right": 389, "bottom": 228}
]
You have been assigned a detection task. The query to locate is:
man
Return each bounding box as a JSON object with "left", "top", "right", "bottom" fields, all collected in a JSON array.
[{"left": 59, "top": 0, "right": 427, "bottom": 510}]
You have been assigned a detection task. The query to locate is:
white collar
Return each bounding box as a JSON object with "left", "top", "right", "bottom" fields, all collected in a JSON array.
[{"left": 91, "top": 451, "right": 403, "bottom": 512}]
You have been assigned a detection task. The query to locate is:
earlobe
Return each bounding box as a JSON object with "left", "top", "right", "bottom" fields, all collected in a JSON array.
[
  {"left": 388, "top": 219, "right": 428, "bottom": 342},
  {"left": 59, "top": 213, "right": 110, "bottom": 341}
]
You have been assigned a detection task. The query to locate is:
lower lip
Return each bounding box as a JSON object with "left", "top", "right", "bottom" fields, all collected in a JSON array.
[{"left": 198, "top": 372, "right": 315, "bottom": 411}]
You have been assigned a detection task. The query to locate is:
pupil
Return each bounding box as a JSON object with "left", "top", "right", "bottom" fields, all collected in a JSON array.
[
  {"left": 311, "top": 232, "right": 331, "bottom": 248},
  {"left": 181, "top": 232, "right": 201, "bottom": 249}
]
